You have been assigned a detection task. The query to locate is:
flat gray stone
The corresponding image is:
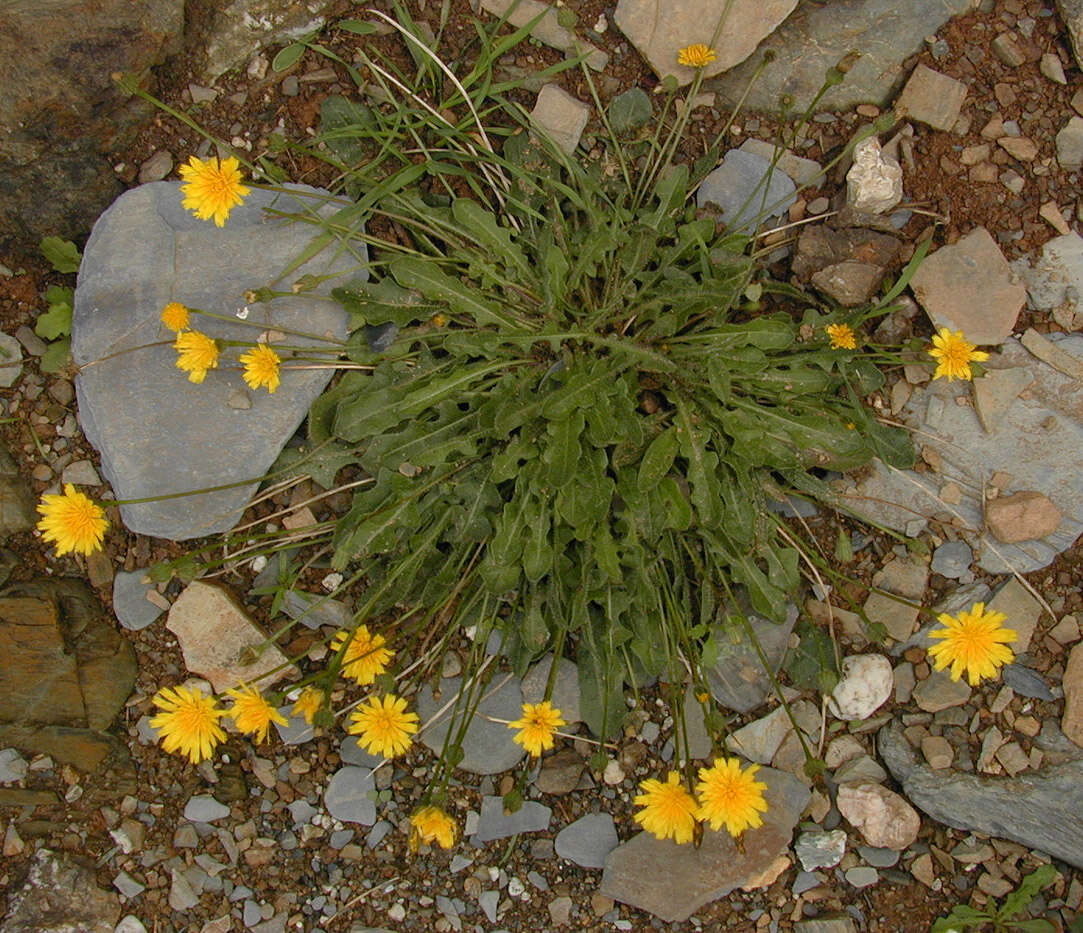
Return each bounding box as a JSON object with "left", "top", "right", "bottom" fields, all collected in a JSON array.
[
  {"left": 554, "top": 812, "right": 619, "bottom": 869},
  {"left": 0, "top": 332, "right": 23, "bottom": 388},
  {"left": 795, "top": 829, "right": 846, "bottom": 871},
  {"left": 894, "top": 63, "right": 968, "bottom": 132},
  {"left": 338, "top": 736, "right": 383, "bottom": 768},
  {"left": 615, "top": 0, "right": 798, "bottom": 85},
  {"left": 416, "top": 674, "right": 525, "bottom": 775},
  {"left": 112, "top": 570, "right": 165, "bottom": 631},
  {"left": 1017, "top": 233, "right": 1083, "bottom": 316},
  {"left": 600, "top": 767, "right": 809, "bottom": 923},
  {"left": 0, "top": 443, "right": 36, "bottom": 539},
  {"left": 697, "top": 149, "right": 796, "bottom": 233},
  {"left": 480, "top": 0, "right": 608, "bottom": 70},
  {"left": 273, "top": 708, "right": 315, "bottom": 746},
  {"left": 704, "top": 604, "right": 797, "bottom": 713},
  {"left": 530, "top": 85, "right": 590, "bottom": 156},
  {"left": 202, "top": 0, "right": 337, "bottom": 79},
  {"left": 706, "top": 0, "right": 973, "bottom": 113},
  {"left": 879, "top": 723, "right": 1083, "bottom": 869},
  {"left": 0, "top": 747, "right": 28, "bottom": 783},
  {"left": 930, "top": 541, "right": 973, "bottom": 580},
  {"left": 323, "top": 766, "right": 376, "bottom": 825},
  {"left": 183, "top": 794, "right": 230, "bottom": 823},
  {"left": 1001, "top": 664, "right": 1054, "bottom": 701},
  {"left": 472, "top": 795, "right": 551, "bottom": 843},
  {"left": 725, "top": 705, "right": 791, "bottom": 764},
  {"left": 521, "top": 654, "right": 581, "bottom": 725},
  {"left": 912, "top": 670, "right": 970, "bottom": 713},
  {"left": 282, "top": 590, "right": 352, "bottom": 631},
  {"left": 832, "top": 336, "right": 1083, "bottom": 574},
  {"left": 73, "top": 181, "right": 357, "bottom": 539}
]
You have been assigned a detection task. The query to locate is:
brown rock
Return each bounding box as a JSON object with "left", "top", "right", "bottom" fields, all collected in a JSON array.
[
  {"left": 791, "top": 225, "right": 901, "bottom": 280},
  {"left": 0, "top": 724, "right": 126, "bottom": 772},
  {"left": 810, "top": 261, "right": 885, "bottom": 307},
  {"left": 985, "top": 490, "right": 1063, "bottom": 543},
  {"left": 836, "top": 782, "right": 920, "bottom": 850},
  {"left": 998, "top": 136, "right": 1039, "bottom": 161},
  {"left": 1062, "top": 642, "right": 1083, "bottom": 748},
  {"left": 894, "top": 64, "right": 968, "bottom": 131},
  {"left": 2, "top": 848, "right": 120, "bottom": 933},
  {"left": 534, "top": 748, "right": 585, "bottom": 796}
]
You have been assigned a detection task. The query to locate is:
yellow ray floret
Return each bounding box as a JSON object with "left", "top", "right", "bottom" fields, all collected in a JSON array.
[
  {"left": 409, "top": 805, "right": 458, "bottom": 851},
  {"left": 694, "top": 756, "right": 769, "bottom": 838},
  {"left": 36, "top": 484, "right": 108, "bottom": 557},
  {"left": 927, "top": 327, "right": 989, "bottom": 381},
  {"left": 331, "top": 626, "right": 393, "bottom": 685},
  {"left": 225, "top": 685, "right": 287, "bottom": 743},
  {"left": 347, "top": 694, "right": 419, "bottom": 758},
  {"left": 160, "top": 302, "right": 190, "bottom": 332},
  {"left": 826, "top": 323, "right": 858, "bottom": 350},
  {"left": 178, "top": 155, "right": 250, "bottom": 227},
  {"left": 174, "top": 330, "right": 220, "bottom": 384},
  {"left": 239, "top": 343, "right": 282, "bottom": 394},
  {"left": 633, "top": 772, "right": 698, "bottom": 845},
  {"left": 507, "top": 701, "right": 566, "bottom": 757},
  {"left": 927, "top": 602, "right": 1016, "bottom": 686},
  {"left": 149, "top": 685, "right": 226, "bottom": 765},
  {"left": 677, "top": 44, "right": 717, "bottom": 68}
]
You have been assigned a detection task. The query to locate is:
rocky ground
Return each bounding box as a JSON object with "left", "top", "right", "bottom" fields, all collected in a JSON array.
[{"left": 1, "top": 0, "right": 1083, "bottom": 931}]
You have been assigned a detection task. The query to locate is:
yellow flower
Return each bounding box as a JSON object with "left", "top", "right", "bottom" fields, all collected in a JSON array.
[
  {"left": 36, "top": 484, "right": 108, "bottom": 557},
  {"left": 291, "top": 686, "right": 324, "bottom": 725},
  {"left": 160, "top": 302, "right": 190, "bottom": 332},
  {"left": 225, "top": 685, "right": 287, "bottom": 743},
  {"left": 174, "top": 330, "right": 220, "bottom": 384},
  {"left": 927, "top": 327, "right": 990, "bottom": 381},
  {"left": 409, "top": 805, "right": 458, "bottom": 851},
  {"left": 633, "top": 772, "right": 698, "bottom": 845},
  {"left": 331, "top": 626, "right": 393, "bottom": 686},
  {"left": 694, "top": 757, "right": 769, "bottom": 838},
  {"left": 149, "top": 685, "right": 226, "bottom": 765},
  {"left": 347, "top": 694, "right": 419, "bottom": 758},
  {"left": 826, "top": 323, "right": 858, "bottom": 350},
  {"left": 178, "top": 155, "right": 250, "bottom": 227},
  {"left": 239, "top": 343, "right": 281, "bottom": 394},
  {"left": 677, "top": 44, "right": 717, "bottom": 68},
  {"left": 928, "top": 602, "right": 1017, "bottom": 686},
  {"left": 508, "top": 701, "right": 566, "bottom": 757}
]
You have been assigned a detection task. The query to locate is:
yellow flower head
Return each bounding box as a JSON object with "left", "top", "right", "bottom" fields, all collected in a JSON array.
[
  {"left": 928, "top": 602, "right": 1017, "bottom": 686},
  {"left": 149, "top": 685, "right": 227, "bottom": 765},
  {"left": 508, "top": 701, "right": 566, "bottom": 757},
  {"left": 160, "top": 302, "right": 190, "bottom": 332},
  {"left": 331, "top": 626, "right": 393, "bottom": 686},
  {"left": 225, "top": 685, "right": 287, "bottom": 743},
  {"left": 927, "top": 327, "right": 989, "bottom": 382},
  {"left": 291, "top": 686, "right": 324, "bottom": 725},
  {"left": 409, "top": 805, "right": 458, "bottom": 851},
  {"left": 239, "top": 343, "right": 281, "bottom": 394},
  {"left": 694, "top": 757, "right": 769, "bottom": 838},
  {"left": 633, "top": 772, "right": 698, "bottom": 845},
  {"left": 174, "top": 330, "right": 220, "bottom": 384},
  {"left": 178, "top": 155, "right": 250, "bottom": 227},
  {"left": 826, "top": 323, "right": 858, "bottom": 350},
  {"left": 677, "top": 44, "right": 718, "bottom": 68},
  {"left": 36, "top": 484, "right": 108, "bottom": 557},
  {"left": 347, "top": 694, "right": 419, "bottom": 758}
]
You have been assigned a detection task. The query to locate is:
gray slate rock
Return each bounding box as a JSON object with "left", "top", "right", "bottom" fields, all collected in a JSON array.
[
  {"left": 0, "top": 747, "right": 28, "bottom": 783},
  {"left": 323, "top": 766, "right": 376, "bottom": 825},
  {"left": 0, "top": 443, "right": 35, "bottom": 539},
  {"left": 697, "top": 150, "right": 796, "bottom": 234},
  {"left": 472, "top": 795, "right": 551, "bottom": 843},
  {"left": 73, "top": 181, "right": 357, "bottom": 539},
  {"left": 521, "top": 654, "right": 581, "bottom": 725},
  {"left": 273, "top": 708, "right": 314, "bottom": 746},
  {"left": 600, "top": 767, "right": 809, "bottom": 923},
  {"left": 554, "top": 812, "right": 619, "bottom": 869},
  {"left": 416, "top": 674, "right": 525, "bottom": 775},
  {"left": 2, "top": 848, "right": 121, "bottom": 932},
  {"left": 704, "top": 604, "right": 798, "bottom": 713},
  {"left": 338, "top": 736, "right": 384, "bottom": 769},
  {"left": 282, "top": 590, "right": 352, "bottom": 631},
  {"left": 930, "top": 540, "right": 973, "bottom": 580},
  {"left": 1001, "top": 664, "right": 1055, "bottom": 701},
  {"left": 795, "top": 829, "right": 846, "bottom": 871},
  {"left": 0, "top": 333, "right": 22, "bottom": 389},
  {"left": 183, "top": 794, "right": 230, "bottom": 823},
  {"left": 878, "top": 723, "right": 1083, "bottom": 869},
  {"left": 833, "top": 336, "right": 1083, "bottom": 573},
  {"left": 202, "top": 0, "right": 338, "bottom": 78},
  {"left": 706, "top": 0, "right": 974, "bottom": 113},
  {"left": 112, "top": 570, "right": 165, "bottom": 631}
]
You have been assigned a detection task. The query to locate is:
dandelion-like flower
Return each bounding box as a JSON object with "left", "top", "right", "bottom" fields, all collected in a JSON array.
[
  {"left": 225, "top": 685, "right": 287, "bottom": 743},
  {"left": 927, "top": 327, "right": 989, "bottom": 382},
  {"left": 928, "top": 602, "right": 1017, "bottom": 686},
  {"left": 291, "top": 686, "right": 324, "bottom": 725},
  {"left": 633, "top": 772, "right": 698, "bottom": 845},
  {"left": 694, "top": 757, "right": 769, "bottom": 838},
  {"left": 174, "top": 330, "right": 220, "bottom": 384},
  {"left": 331, "top": 626, "right": 393, "bottom": 685},
  {"left": 160, "top": 302, "right": 190, "bottom": 332},
  {"left": 508, "top": 701, "right": 566, "bottom": 757},
  {"left": 239, "top": 343, "right": 281, "bottom": 394},
  {"left": 149, "top": 685, "right": 226, "bottom": 765},
  {"left": 178, "top": 155, "right": 250, "bottom": 227},
  {"left": 409, "top": 805, "right": 458, "bottom": 851},
  {"left": 677, "top": 44, "right": 718, "bottom": 68},
  {"left": 826, "top": 323, "right": 858, "bottom": 350},
  {"left": 347, "top": 694, "right": 419, "bottom": 758},
  {"left": 36, "top": 484, "right": 108, "bottom": 557}
]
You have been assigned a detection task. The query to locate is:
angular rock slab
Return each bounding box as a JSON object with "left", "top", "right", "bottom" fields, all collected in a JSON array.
[
  {"left": 2, "top": 848, "right": 121, "bottom": 933},
  {"left": 833, "top": 336, "right": 1083, "bottom": 573},
  {"left": 614, "top": 0, "right": 798, "bottom": 85},
  {"left": 600, "top": 767, "right": 809, "bottom": 923},
  {"left": 879, "top": 724, "right": 1083, "bottom": 869},
  {"left": 704, "top": 604, "right": 798, "bottom": 713},
  {"left": 706, "top": 0, "right": 973, "bottom": 113},
  {"left": 416, "top": 674, "right": 526, "bottom": 775},
  {"left": 73, "top": 181, "right": 359, "bottom": 539}
]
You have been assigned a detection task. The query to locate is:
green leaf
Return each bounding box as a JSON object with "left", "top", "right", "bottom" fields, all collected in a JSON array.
[
  {"left": 784, "top": 618, "right": 839, "bottom": 693},
  {"left": 272, "top": 42, "right": 306, "bottom": 72},
  {"left": 35, "top": 300, "right": 72, "bottom": 341},
  {"left": 337, "top": 18, "right": 379, "bottom": 34},
  {"left": 521, "top": 500, "right": 552, "bottom": 583},
  {"left": 389, "top": 256, "right": 525, "bottom": 331},
  {"left": 608, "top": 87, "right": 652, "bottom": 133},
  {"left": 675, "top": 401, "right": 719, "bottom": 525},
  {"left": 319, "top": 95, "right": 374, "bottom": 165},
  {"left": 656, "top": 476, "right": 692, "bottom": 531},
  {"left": 39, "top": 237, "right": 81, "bottom": 273},
  {"left": 1008, "top": 921, "right": 1056, "bottom": 933},
  {"left": 637, "top": 425, "right": 679, "bottom": 492},
  {"left": 39, "top": 338, "right": 71, "bottom": 374},
  {"left": 542, "top": 410, "right": 584, "bottom": 488},
  {"left": 998, "top": 865, "right": 1058, "bottom": 921},
  {"left": 578, "top": 612, "right": 626, "bottom": 739},
  {"left": 451, "top": 199, "right": 532, "bottom": 281}
]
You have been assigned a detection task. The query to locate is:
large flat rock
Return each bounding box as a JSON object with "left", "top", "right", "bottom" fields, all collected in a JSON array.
[{"left": 73, "top": 181, "right": 359, "bottom": 539}]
